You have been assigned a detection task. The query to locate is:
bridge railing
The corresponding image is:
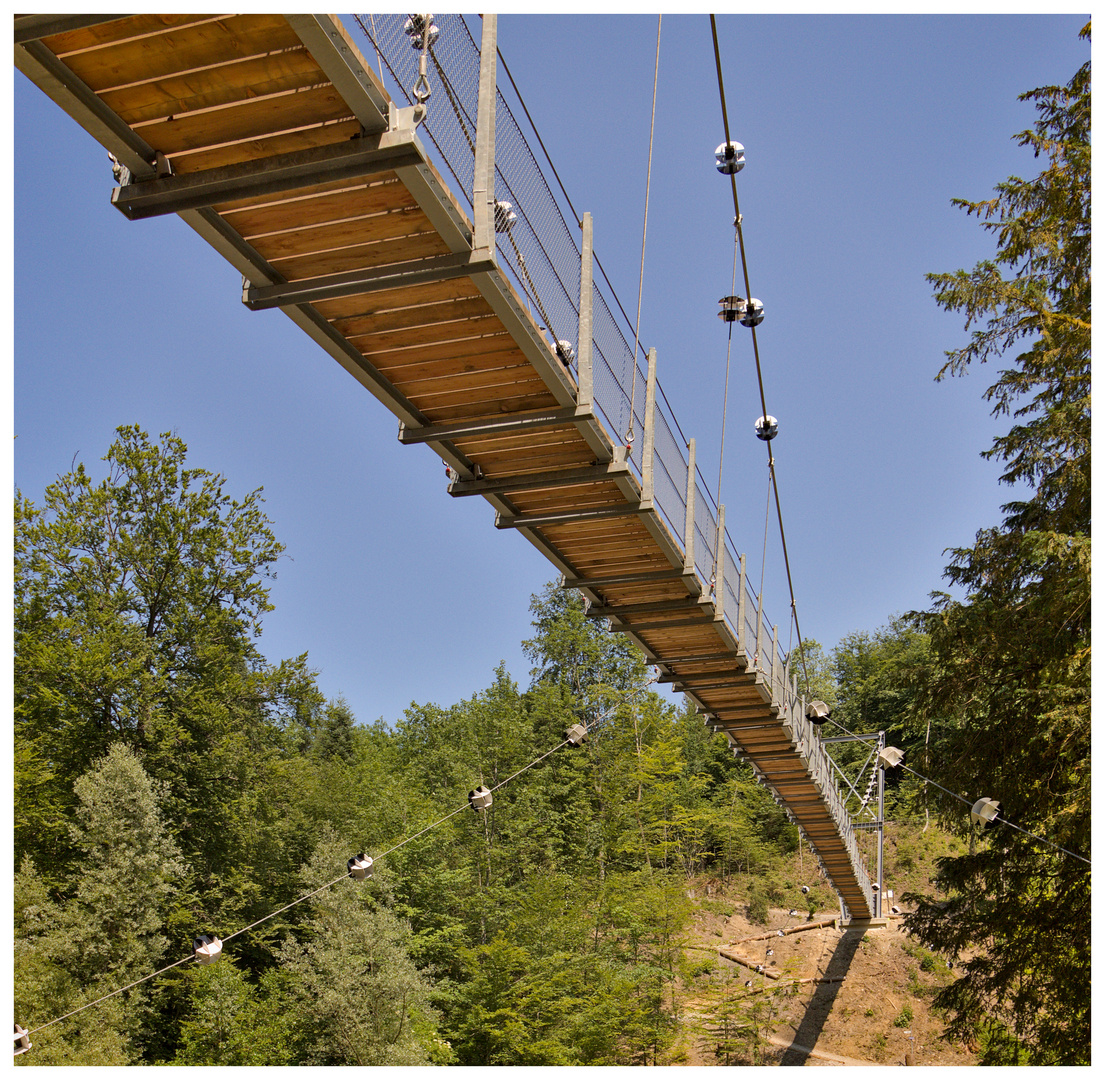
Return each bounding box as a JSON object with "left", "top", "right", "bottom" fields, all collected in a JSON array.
[
  {"left": 358, "top": 11, "right": 795, "bottom": 682},
  {"left": 359, "top": 13, "right": 873, "bottom": 917}
]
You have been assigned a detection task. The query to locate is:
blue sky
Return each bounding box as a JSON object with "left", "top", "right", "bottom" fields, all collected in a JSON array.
[{"left": 12, "top": 13, "right": 1088, "bottom": 728}]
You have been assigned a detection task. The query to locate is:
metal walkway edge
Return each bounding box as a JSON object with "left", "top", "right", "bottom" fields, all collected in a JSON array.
[{"left": 14, "top": 13, "right": 875, "bottom": 919}]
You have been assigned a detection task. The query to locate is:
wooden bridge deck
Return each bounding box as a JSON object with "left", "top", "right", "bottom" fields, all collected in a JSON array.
[{"left": 15, "top": 13, "right": 874, "bottom": 920}]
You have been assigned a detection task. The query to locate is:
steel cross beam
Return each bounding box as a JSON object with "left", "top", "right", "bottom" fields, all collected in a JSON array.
[
  {"left": 13, "top": 14, "right": 132, "bottom": 43},
  {"left": 399, "top": 406, "right": 594, "bottom": 446},
  {"left": 657, "top": 667, "right": 742, "bottom": 684},
  {"left": 585, "top": 597, "right": 711, "bottom": 619},
  {"left": 448, "top": 460, "right": 631, "bottom": 498},
  {"left": 561, "top": 567, "right": 692, "bottom": 591},
  {"left": 495, "top": 504, "right": 643, "bottom": 530},
  {"left": 113, "top": 134, "right": 423, "bottom": 220}
]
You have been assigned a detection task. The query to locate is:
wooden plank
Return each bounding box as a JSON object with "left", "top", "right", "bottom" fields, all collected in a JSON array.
[
  {"left": 551, "top": 523, "right": 660, "bottom": 549},
  {"left": 366, "top": 335, "right": 522, "bottom": 370},
  {"left": 168, "top": 119, "right": 364, "bottom": 174},
  {"left": 392, "top": 362, "right": 548, "bottom": 401},
  {"left": 342, "top": 312, "right": 505, "bottom": 355},
  {"left": 313, "top": 276, "right": 481, "bottom": 321},
  {"left": 133, "top": 84, "right": 353, "bottom": 156},
  {"left": 388, "top": 362, "right": 548, "bottom": 400},
  {"left": 584, "top": 584, "right": 695, "bottom": 607},
  {"left": 455, "top": 444, "right": 596, "bottom": 474},
  {"left": 329, "top": 295, "right": 496, "bottom": 338},
  {"left": 509, "top": 481, "right": 630, "bottom": 512},
  {"left": 60, "top": 15, "right": 302, "bottom": 92},
  {"left": 271, "top": 228, "right": 449, "bottom": 279},
  {"left": 371, "top": 351, "right": 531, "bottom": 391},
  {"left": 221, "top": 178, "right": 414, "bottom": 235},
  {"left": 102, "top": 48, "right": 326, "bottom": 126},
  {"left": 452, "top": 424, "right": 590, "bottom": 456},
  {"left": 420, "top": 392, "right": 562, "bottom": 426},
  {"left": 402, "top": 375, "right": 553, "bottom": 412},
  {"left": 42, "top": 14, "right": 215, "bottom": 56},
  {"left": 249, "top": 207, "right": 439, "bottom": 262},
  {"left": 461, "top": 446, "right": 597, "bottom": 477}
]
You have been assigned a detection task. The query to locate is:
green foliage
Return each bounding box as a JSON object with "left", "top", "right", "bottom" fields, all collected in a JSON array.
[
  {"left": 14, "top": 426, "right": 287, "bottom": 877},
  {"left": 173, "top": 961, "right": 296, "bottom": 1065},
  {"left": 894, "top": 1003, "right": 914, "bottom": 1028},
  {"left": 11, "top": 435, "right": 861, "bottom": 1064},
  {"left": 275, "top": 832, "right": 439, "bottom": 1066},
  {"left": 13, "top": 745, "right": 187, "bottom": 1063},
  {"left": 746, "top": 885, "right": 770, "bottom": 926},
  {"left": 62, "top": 744, "right": 187, "bottom": 987},
  {"left": 907, "top": 27, "right": 1091, "bottom": 1066}
]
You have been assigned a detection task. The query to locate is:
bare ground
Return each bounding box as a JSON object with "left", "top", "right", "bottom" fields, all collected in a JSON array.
[{"left": 671, "top": 891, "right": 978, "bottom": 1067}]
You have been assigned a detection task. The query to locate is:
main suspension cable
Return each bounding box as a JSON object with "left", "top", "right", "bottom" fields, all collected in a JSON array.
[{"left": 710, "top": 14, "right": 810, "bottom": 696}]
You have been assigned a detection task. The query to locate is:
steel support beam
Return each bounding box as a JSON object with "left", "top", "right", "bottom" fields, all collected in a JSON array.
[
  {"left": 243, "top": 251, "right": 496, "bottom": 310},
  {"left": 561, "top": 567, "right": 688, "bottom": 591},
  {"left": 399, "top": 405, "right": 593, "bottom": 446},
  {"left": 495, "top": 504, "right": 641, "bottom": 530},
  {"left": 605, "top": 615, "right": 716, "bottom": 633},
  {"left": 448, "top": 460, "right": 630, "bottom": 497},
  {"left": 586, "top": 597, "right": 708, "bottom": 619},
  {"left": 14, "top": 37, "right": 157, "bottom": 178},
  {"left": 14, "top": 14, "right": 131, "bottom": 43},
  {"left": 285, "top": 14, "right": 390, "bottom": 133},
  {"left": 114, "top": 134, "right": 422, "bottom": 220}
]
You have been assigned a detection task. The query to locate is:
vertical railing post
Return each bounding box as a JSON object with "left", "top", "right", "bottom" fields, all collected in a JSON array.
[
  {"left": 640, "top": 348, "right": 657, "bottom": 506},
  {"left": 683, "top": 438, "right": 696, "bottom": 576},
  {"left": 577, "top": 211, "right": 593, "bottom": 410},
  {"left": 714, "top": 504, "right": 726, "bottom": 622},
  {"left": 771, "top": 624, "right": 779, "bottom": 702},
  {"left": 472, "top": 14, "right": 498, "bottom": 256},
  {"left": 876, "top": 733, "right": 886, "bottom": 919},
  {"left": 736, "top": 553, "right": 746, "bottom": 654}
]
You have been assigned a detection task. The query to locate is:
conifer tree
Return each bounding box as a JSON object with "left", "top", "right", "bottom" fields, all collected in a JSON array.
[{"left": 906, "top": 25, "right": 1090, "bottom": 1064}]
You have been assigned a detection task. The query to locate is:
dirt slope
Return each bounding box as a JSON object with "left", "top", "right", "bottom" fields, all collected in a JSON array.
[{"left": 673, "top": 896, "right": 977, "bottom": 1067}]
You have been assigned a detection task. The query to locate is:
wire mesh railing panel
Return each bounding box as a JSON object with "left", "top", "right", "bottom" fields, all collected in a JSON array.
[
  {"left": 693, "top": 484, "right": 718, "bottom": 587},
  {"left": 746, "top": 579, "right": 764, "bottom": 663},
  {"left": 357, "top": 15, "right": 478, "bottom": 209},
  {"left": 358, "top": 15, "right": 584, "bottom": 378},
  {"left": 652, "top": 408, "right": 688, "bottom": 547},
  {"left": 590, "top": 287, "right": 639, "bottom": 474},
  {"left": 721, "top": 544, "right": 741, "bottom": 647}
]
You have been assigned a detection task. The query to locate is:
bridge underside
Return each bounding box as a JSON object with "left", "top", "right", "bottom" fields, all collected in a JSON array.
[{"left": 15, "top": 13, "right": 874, "bottom": 920}]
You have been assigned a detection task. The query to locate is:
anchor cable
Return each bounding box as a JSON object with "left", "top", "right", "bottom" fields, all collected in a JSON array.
[{"left": 18, "top": 686, "right": 653, "bottom": 1043}]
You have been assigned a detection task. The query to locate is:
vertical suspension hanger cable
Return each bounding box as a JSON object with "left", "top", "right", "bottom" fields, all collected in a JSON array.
[{"left": 626, "top": 15, "right": 662, "bottom": 451}]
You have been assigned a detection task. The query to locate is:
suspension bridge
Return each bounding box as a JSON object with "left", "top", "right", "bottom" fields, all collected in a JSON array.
[{"left": 15, "top": 13, "right": 877, "bottom": 920}]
